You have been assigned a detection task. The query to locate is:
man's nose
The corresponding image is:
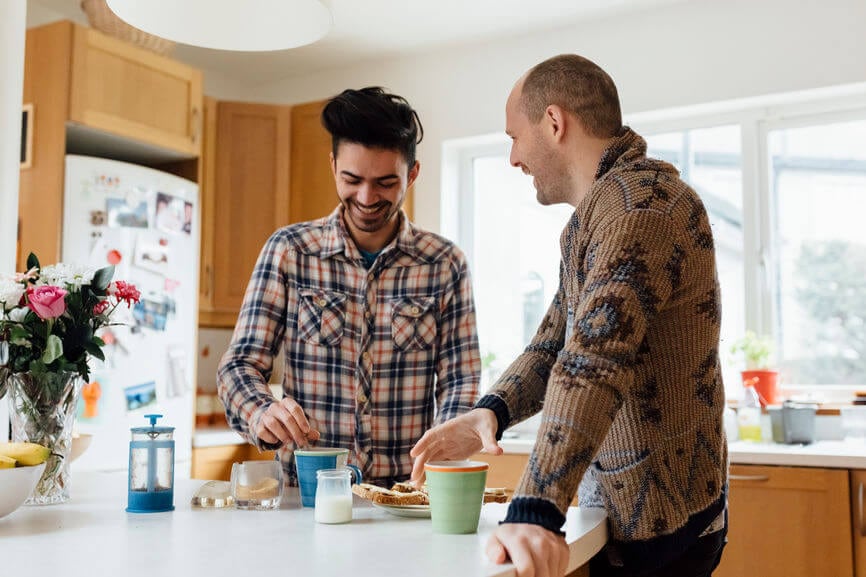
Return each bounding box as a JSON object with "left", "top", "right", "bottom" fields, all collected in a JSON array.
[
  {"left": 355, "top": 182, "right": 376, "bottom": 205},
  {"left": 509, "top": 148, "right": 520, "bottom": 168}
]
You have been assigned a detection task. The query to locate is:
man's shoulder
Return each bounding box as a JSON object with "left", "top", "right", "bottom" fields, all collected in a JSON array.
[
  {"left": 591, "top": 158, "right": 701, "bottom": 225},
  {"left": 268, "top": 216, "right": 334, "bottom": 255}
]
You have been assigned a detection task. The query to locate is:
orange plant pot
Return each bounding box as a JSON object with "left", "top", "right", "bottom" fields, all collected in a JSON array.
[{"left": 741, "top": 370, "right": 779, "bottom": 407}]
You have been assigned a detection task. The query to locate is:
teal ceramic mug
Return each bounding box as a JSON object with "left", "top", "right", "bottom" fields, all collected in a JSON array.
[
  {"left": 294, "top": 447, "right": 362, "bottom": 507},
  {"left": 424, "top": 460, "right": 488, "bottom": 534}
]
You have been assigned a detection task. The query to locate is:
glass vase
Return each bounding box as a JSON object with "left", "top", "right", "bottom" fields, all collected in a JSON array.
[{"left": 7, "top": 371, "right": 83, "bottom": 505}]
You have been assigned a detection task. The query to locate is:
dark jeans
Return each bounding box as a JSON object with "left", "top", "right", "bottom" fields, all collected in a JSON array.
[{"left": 589, "top": 528, "right": 727, "bottom": 577}]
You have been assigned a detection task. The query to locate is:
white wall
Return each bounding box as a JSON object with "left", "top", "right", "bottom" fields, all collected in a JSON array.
[{"left": 245, "top": 0, "right": 866, "bottom": 234}]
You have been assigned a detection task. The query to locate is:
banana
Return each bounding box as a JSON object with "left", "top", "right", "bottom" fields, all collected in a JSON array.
[
  {"left": 0, "top": 455, "right": 16, "bottom": 468},
  {"left": 0, "top": 442, "right": 51, "bottom": 466}
]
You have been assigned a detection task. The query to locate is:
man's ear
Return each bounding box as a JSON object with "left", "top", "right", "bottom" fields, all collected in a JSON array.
[
  {"left": 544, "top": 104, "right": 567, "bottom": 142},
  {"left": 407, "top": 160, "right": 420, "bottom": 188},
  {"left": 329, "top": 151, "right": 337, "bottom": 179}
]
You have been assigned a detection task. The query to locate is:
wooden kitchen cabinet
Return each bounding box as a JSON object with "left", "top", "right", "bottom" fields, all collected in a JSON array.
[
  {"left": 191, "top": 444, "right": 276, "bottom": 481},
  {"left": 471, "top": 452, "right": 527, "bottom": 501},
  {"left": 853, "top": 469, "right": 866, "bottom": 577},
  {"left": 198, "top": 100, "right": 291, "bottom": 327},
  {"left": 715, "top": 464, "right": 853, "bottom": 577},
  {"left": 69, "top": 25, "right": 203, "bottom": 156}
]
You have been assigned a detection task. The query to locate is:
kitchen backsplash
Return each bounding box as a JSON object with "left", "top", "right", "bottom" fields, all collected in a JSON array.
[{"left": 197, "top": 328, "right": 233, "bottom": 393}]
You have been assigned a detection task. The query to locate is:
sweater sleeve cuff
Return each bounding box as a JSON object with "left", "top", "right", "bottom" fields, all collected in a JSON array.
[
  {"left": 502, "top": 496, "right": 567, "bottom": 535},
  {"left": 474, "top": 394, "right": 510, "bottom": 441}
]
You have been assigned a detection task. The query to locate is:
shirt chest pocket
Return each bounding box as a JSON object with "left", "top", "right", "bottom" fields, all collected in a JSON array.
[
  {"left": 298, "top": 289, "right": 347, "bottom": 346},
  {"left": 391, "top": 297, "right": 437, "bottom": 351}
]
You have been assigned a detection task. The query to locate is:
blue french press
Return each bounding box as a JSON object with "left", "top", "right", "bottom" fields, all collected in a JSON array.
[{"left": 127, "top": 413, "right": 175, "bottom": 513}]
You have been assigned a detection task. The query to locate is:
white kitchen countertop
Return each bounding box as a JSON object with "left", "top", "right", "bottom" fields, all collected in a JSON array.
[
  {"left": 193, "top": 426, "right": 247, "bottom": 447},
  {"left": 0, "top": 472, "right": 608, "bottom": 577},
  {"left": 727, "top": 439, "right": 866, "bottom": 469}
]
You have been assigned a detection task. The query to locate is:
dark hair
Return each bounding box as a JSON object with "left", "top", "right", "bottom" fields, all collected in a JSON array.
[
  {"left": 521, "top": 54, "right": 622, "bottom": 139},
  {"left": 321, "top": 86, "right": 424, "bottom": 166}
]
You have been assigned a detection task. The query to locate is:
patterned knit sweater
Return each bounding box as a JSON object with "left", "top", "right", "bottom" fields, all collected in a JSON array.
[{"left": 477, "top": 128, "right": 727, "bottom": 570}]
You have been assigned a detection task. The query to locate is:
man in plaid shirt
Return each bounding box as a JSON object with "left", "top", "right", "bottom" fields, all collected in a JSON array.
[{"left": 217, "top": 87, "right": 481, "bottom": 486}]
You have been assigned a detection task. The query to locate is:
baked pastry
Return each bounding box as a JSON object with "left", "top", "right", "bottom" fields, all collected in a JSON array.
[
  {"left": 353, "top": 482, "right": 509, "bottom": 505},
  {"left": 390, "top": 481, "right": 417, "bottom": 494},
  {"left": 483, "top": 487, "right": 508, "bottom": 503},
  {"left": 352, "top": 483, "right": 429, "bottom": 506}
]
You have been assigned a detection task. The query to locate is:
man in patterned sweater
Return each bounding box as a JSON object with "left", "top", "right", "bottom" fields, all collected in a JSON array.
[
  {"left": 411, "top": 55, "right": 727, "bottom": 577},
  {"left": 219, "top": 87, "right": 481, "bottom": 487}
]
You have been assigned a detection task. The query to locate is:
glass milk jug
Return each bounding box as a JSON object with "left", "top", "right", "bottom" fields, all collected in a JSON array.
[
  {"left": 127, "top": 413, "right": 175, "bottom": 513},
  {"left": 314, "top": 468, "right": 354, "bottom": 524}
]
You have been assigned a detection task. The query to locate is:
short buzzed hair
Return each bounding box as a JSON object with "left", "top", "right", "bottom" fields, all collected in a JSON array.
[{"left": 520, "top": 54, "right": 622, "bottom": 139}]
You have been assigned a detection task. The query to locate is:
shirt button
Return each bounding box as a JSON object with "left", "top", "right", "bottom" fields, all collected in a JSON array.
[
  {"left": 364, "top": 310, "right": 372, "bottom": 319},
  {"left": 362, "top": 351, "right": 371, "bottom": 363},
  {"left": 317, "top": 298, "right": 327, "bottom": 307},
  {"left": 410, "top": 305, "right": 421, "bottom": 315},
  {"left": 367, "top": 273, "right": 374, "bottom": 282},
  {"left": 357, "top": 390, "right": 367, "bottom": 404}
]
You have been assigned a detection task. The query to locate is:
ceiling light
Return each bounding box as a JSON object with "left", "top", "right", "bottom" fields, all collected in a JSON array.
[{"left": 104, "top": 0, "right": 332, "bottom": 52}]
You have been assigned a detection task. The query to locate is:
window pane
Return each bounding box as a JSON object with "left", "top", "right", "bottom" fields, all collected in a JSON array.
[
  {"left": 471, "top": 156, "right": 573, "bottom": 390},
  {"left": 645, "top": 126, "right": 745, "bottom": 393},
  {"left": 770, "top": 119, "right": 866, "bottom": 385}
]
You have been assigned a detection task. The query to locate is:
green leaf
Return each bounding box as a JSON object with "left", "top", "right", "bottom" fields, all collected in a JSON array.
[
  {"left": 92, "top": 336, "right": 105, "bottom": 347},
  {"left": 83, "top": 339, "right": 105, "bottom": 361},
  {"left": 26, "top": 253, "right": 40, "bottom": 271},
  {"left": 41, "top": 334, "right": 63, "bottom": 364},
  {"left": 92, "top": 266, "right": 115, "bottom": 291},
  {"left": 9, "top": 325, "right": 30, "bottom": 343}
]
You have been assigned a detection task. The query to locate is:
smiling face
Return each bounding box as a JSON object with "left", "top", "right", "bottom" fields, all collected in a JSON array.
[
  {"left": 505, "top": 80, "right": 570, "bottom": 206},
  {"left": 331, "top": 141, "right": 419, "bottom": 249}
]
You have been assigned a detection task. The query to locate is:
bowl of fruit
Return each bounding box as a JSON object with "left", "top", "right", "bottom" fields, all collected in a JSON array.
[{"left": 0, "top": 442, "right": 50, "bottom": 519}]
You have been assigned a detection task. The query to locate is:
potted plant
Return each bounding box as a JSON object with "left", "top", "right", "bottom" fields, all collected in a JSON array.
[{"left": 730, "top": 330, "right": 779, "bottom": 407}]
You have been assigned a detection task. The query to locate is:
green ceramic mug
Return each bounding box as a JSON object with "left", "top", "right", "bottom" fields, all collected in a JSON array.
[{"left": 424, "top": 460, "right": 488, "bottom": 534}]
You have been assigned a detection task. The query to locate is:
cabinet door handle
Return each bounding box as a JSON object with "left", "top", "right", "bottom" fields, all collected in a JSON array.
[
  {"left": 857, "top": 482, "right": 866, "bottom": 537},
  {"left": 191, "top": 106, "right": 201, "bottom": 145},
  {"left": 203, "top": 264, "right": 212, "bottom": 298},
  {"left": 729, "top": 474, "right": 770, "bottom": 482}
]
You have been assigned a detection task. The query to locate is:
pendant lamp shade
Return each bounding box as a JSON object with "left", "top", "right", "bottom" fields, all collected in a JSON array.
[{"left": 105, "top": 0, "right": 332, "bottom": 52}]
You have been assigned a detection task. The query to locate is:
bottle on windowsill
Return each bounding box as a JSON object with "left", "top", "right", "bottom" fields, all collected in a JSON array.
[{"left": 738, "top": 381, "right": 763, "bottom": 442}]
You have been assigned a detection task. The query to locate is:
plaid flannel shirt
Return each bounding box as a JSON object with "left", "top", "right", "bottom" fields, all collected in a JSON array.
[{"left": 217, "top": 206, "right": 481, "bottom": 485}]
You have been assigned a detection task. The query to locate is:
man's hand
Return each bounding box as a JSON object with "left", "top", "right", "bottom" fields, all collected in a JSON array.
[
  {"left": 409, "top": 408, "right": 502, "bottom": 485},
  {"left": 487, "top": 523, "right": 570, "bottom": 577},
  {"left": 255, "top": 397, "right": 320, "bottom": 447}
]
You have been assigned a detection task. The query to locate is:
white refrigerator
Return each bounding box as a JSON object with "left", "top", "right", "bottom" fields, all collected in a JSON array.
[{"left": 60, "top": 155, "right": 198, "bottom": 474}]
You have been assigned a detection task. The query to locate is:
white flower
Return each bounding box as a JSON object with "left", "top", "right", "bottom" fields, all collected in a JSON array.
[
  {"left": 0, "top": 277, "right": 25, "bottom": 308},
  {"left": 40, "top": 263, "right": 96, "bottom": 288},
  {"left": 8, "top": 307, "right": 28, "bottom": 322}
]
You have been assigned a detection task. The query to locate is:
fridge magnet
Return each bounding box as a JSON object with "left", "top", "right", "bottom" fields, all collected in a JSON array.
[
  {"left": 164, "top": 278, "right": 181, "bottom": 293},
  {"left": 124, "top": 380, "right": 158, "bottom": 412},
  {"left": 79, "top": 380, "right": 103, "bottom": 421},
  {"left": 106, "top": 197, "right": 149, "bottom": 229},
  {"left": 134, "top": 237, "right": 169, "bottom": 275},
  {"left": 132, "top": 295, "right": 171, "bottom": 331},
  {"left": 166, "top": 346, "right": 189, "bottom": 398},
  {"left": 155, "top": 192, "right": 186, "bottom": 234},
  {"left": 182, "top": 201, "right": 193, "bottom": 235},
  {"left": 90, "top": 210, "right": 107, "bottom": 226}
]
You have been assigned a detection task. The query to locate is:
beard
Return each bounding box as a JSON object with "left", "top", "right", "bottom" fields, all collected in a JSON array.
[{"left": 342, "top": 195, "right": 404, "bottom": 233}]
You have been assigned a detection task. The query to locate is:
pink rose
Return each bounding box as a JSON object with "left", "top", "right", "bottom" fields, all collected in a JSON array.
[{"left": 26, "top": 285, "right": 68, "bottom": 320}]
